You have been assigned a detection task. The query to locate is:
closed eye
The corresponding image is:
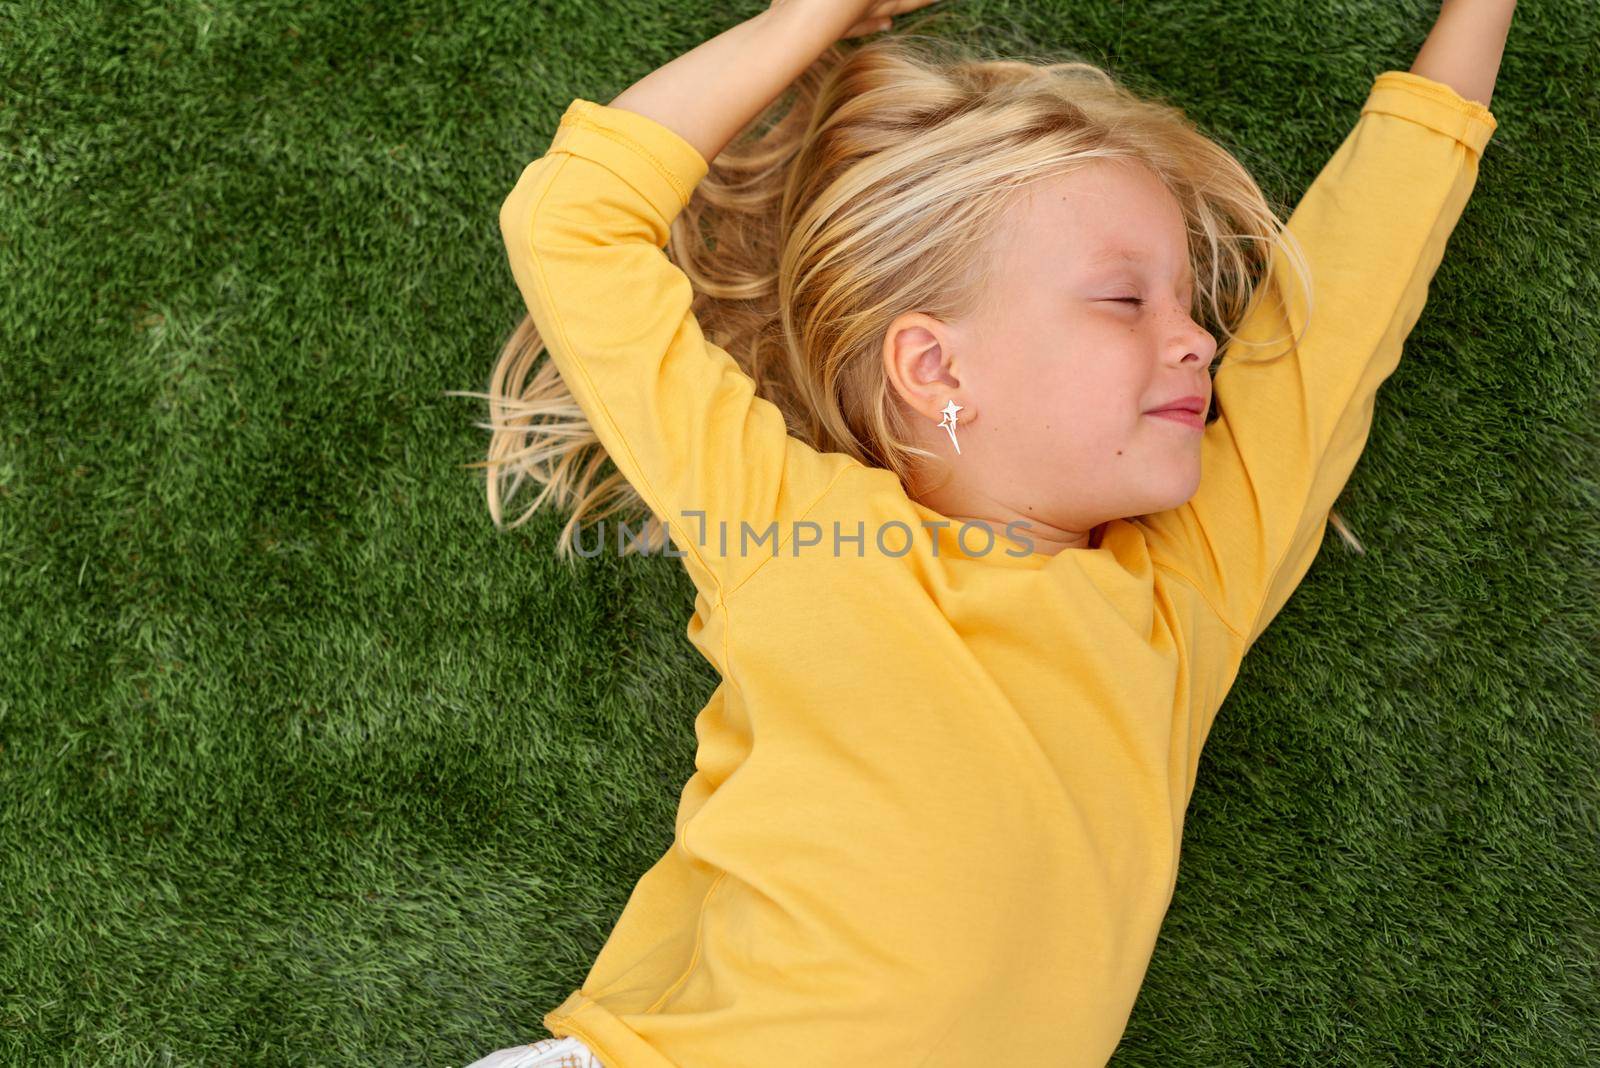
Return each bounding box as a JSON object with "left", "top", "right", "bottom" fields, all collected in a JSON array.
[{"left": 1110, "top": 298, "right": 1145, "bottom": 307}]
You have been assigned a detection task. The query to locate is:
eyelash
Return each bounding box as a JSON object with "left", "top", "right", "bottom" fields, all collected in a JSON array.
[{"left": 1112, "top": 297, "right": 1196, "bottom": 309}]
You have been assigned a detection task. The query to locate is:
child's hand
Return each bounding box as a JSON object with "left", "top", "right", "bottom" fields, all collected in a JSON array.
[
  {"left": 608, "top": 0, "right": 947, "bottom": 164},
  {"left": 768, "top": 0, "right": 945, "bottom": 40}
]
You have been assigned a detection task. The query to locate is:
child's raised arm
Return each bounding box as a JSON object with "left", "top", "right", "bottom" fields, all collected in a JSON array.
[
  {"left": 498, "top": 4, "right": 930, "bottom": 597},
  {"left": 608, "top": 2, "right": 936, "bottom": 164},
  {"left": 1139, "top": 0, "right": 1514, "bottom": 677}
]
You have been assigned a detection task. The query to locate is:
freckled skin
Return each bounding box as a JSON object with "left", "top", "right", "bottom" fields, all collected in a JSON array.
[{"left": 879, "top": 158, "right": 1218, "bottom": 554}]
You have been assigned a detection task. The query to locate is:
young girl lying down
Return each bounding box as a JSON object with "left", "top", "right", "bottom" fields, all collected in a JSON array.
[{"left": 460, "top": 0, "right": 1512, "bottom": 1063}]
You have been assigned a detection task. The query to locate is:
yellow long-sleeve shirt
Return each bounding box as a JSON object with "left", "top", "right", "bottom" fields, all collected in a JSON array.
[{"left": 497, "top": 70, "right": 1497, "bottom": 1067}]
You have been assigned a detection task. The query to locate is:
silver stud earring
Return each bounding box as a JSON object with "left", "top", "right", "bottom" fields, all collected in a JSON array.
[{"left": 937, "top": 399, "right": 963, "bottom": 455}]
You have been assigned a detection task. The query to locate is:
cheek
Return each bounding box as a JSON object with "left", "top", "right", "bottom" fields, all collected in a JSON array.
[
  {"left": 998, "top": 382, "right": 1129, "bottom": 470},
  {"left": 984, "top": 326, "right": 1140, "bottom": 443},
  {"left": 1027, "top": 358, "right": 1135, "bottom": 435}
]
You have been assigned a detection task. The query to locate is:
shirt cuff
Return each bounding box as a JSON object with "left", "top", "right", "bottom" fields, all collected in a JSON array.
[
  {"left": 546, "top": 97, "right": 712, "bottom": 226},
  {"left": 1361, "top": 70, "right": 1499, "bottom": 156}
]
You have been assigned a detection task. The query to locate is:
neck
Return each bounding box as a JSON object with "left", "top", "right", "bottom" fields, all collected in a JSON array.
[{"left": 913, "top": 485, "right": 1102, "bottom": 555}]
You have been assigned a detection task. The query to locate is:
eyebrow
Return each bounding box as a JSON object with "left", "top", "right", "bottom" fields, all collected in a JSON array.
[{"left": 1089, "top": 248, "right": 1194, "bottom": 287}]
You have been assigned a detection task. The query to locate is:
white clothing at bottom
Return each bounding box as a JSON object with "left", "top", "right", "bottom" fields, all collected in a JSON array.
[{"left": 463, "top": 1035, "right": 605, "bottom": 1068}]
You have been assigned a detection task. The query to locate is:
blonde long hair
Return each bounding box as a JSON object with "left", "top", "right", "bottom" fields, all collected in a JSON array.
[{"left": 456, "top": 23, "right": 1361, "bottom": 559}]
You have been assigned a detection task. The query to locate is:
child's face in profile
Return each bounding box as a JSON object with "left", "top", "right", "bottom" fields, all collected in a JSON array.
[{"left": 886, "top": 158, "right": 1218, "bottom": 550}]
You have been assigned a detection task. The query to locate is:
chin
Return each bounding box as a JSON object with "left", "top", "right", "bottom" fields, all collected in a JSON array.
[{"left": 1143, "top": 466, "right": 1203, "bottom": 514}]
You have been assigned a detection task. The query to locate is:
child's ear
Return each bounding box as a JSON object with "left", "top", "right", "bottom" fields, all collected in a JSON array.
[{"left": 882, "top": 312, "right": 974, "bottom": 425}]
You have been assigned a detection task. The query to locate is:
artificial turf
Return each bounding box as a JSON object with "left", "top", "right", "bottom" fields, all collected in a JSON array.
[{"left": 3, "top": 0, "right": 1597, "bottom": 1063}]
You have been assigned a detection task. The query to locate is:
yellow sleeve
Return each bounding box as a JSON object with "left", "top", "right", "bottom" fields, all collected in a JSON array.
[
  {"left": 498, "top": 99, "right": 858, "bottom": 598},
  {"left": 1141, "top": 70, "right": 1498, "bottom": 651}
]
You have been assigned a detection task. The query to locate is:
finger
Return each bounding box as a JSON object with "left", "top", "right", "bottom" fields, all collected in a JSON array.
[
  {"left": 870, "top": 0, "right": 943, "bottom": 13},
  {"left": 845, "top": 16, "right": 893, "bottom": 35}
]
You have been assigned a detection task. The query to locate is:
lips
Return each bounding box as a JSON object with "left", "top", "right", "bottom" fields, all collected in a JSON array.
[
  {"left": 1147, "top": 408, "right": 1204, "bottom": 429},
  {"left": 1145, "top": 394, "right": 1208, "bottom": 430},
  {"left": 1145, "top": 394, "right": 1207, "bottom": 416}
]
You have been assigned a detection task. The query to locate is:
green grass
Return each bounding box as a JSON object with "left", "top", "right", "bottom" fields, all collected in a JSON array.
[{"left": 4, "top": 0, "right": 1597, "bottom": 1063}]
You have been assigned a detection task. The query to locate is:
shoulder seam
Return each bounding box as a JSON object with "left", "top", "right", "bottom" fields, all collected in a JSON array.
[
  {"left": 721, "top": 461, "right": 858, "bottom": 603},
  {"left": 1153, "top": 560, "right": 1249, "bottom": 644}
]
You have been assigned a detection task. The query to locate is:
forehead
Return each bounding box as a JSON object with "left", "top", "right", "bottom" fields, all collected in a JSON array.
[{"left": 1007, "top": 163, "right": 1191, "bottom": 272}]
